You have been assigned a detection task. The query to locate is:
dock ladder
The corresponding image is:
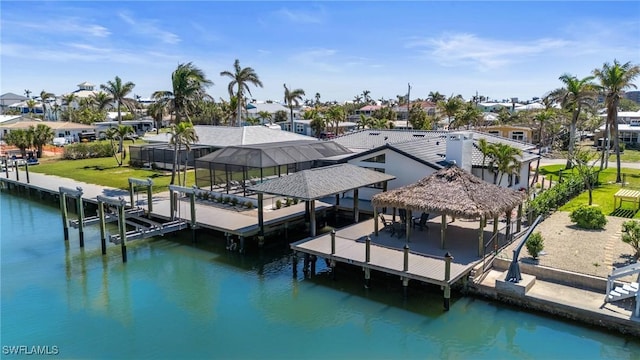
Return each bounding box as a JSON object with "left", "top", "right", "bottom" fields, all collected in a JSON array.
[{"left": 605, "top": 262, "right": 640, "bottom": 317}]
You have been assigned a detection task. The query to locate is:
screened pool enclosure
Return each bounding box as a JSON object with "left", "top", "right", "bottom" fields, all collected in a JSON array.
[{"left": 129, "top": 143, "right": 216, "bottom": 170}]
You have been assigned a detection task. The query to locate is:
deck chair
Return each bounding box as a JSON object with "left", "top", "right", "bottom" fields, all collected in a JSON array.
[
  {"left": 379, "top": 214, "right": 395, "bottom": 235},
  {"left": 412, "top": 212, "right": 430, "bottom": 231}
]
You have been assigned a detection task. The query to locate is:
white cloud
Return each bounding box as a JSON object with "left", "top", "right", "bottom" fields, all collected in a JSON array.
[
  {"left": 5, "top": 18, "right": 110, "bottom": 38},
  {"left": 118, "top": 11, "right": 180, "bottom": 45},
  {"left": 274, "top": 6, "right": 326, "bottom": 24},
  {"left": 290, "top": 48, "right": 340, "bottom": 73},
  {"left": 407, "top": 33, "right": 570, "bottom": 70}
]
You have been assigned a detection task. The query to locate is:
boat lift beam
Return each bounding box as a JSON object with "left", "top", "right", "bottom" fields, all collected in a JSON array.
[
  {"left": 97, "top": 195, "right": 128, "bottom": 262},
  {"left": 59, "top": 186, "right": 84, "bottom": 247},
  {"left": 128, "top": 177, "right": 154, "bottom": 214}
]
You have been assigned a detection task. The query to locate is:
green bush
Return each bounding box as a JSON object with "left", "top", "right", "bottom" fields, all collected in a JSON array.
[
  {"left": 223, "top": 196, "right": 231, "bottom": 204},
  {"left": 621, "top": 220, "right": 640, "bottom": 258},
  {"left": 285, "top": 198, "right": 292, "bottom": 207},
  {"left": 525, "top": 232, "right": 544, "bottom": 259},
  {"left": 216, "top": 195, "right": 223, "bottom": 203},
  {"left": 245, "top": 201, "right": 254, "bottom": 209},
  {"left": 231, "top": 197, "right": 239, "bottom": 206},
  {"left": 293, "top": 198, "right": 299, "bottom": 205},
  {"left": 528, "top": 175, "right": 584, "bottom": 217},
  {"left": 276, "top": 199, "right": 282, "bottom": 209},
  {"left": 570, "top": 206, "right": 607, "bottom": 230},
  {"left": 62, "top": 142, "right": 114, "bottom": 160}
]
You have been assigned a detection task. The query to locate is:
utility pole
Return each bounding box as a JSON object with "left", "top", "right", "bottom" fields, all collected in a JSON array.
[{"left": 407, "top": 83, "right": 411, "bottom": 121}]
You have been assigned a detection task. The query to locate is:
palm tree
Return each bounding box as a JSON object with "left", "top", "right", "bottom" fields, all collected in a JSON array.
[
  {"left": 169, "top": 122, "right": 199, "bottom": 185},
  {"left": 105, "top": 125, "right": 135, "bottom": 167},
  {"left": 437, "top": 95, "right": 463, "bottom": 128},
  {"left": 283, "top": 84, "right": 305, "bottom": 132},
  {"left": 61, "top": 93, "right": 77, "bottom": 111},
  {"left": 170, "top": 62, "right": 213, "bottom": 124},
  {"left": 257, "top": 111, "right": 272, "bottom": 125},
  {"left": 362, "top": 90, "right": 371, "bottom": 104},
  {"left": 26, "top": 99, "right": 37, "bottom": 116},
  {"left": 315, "top": 92, "right": 321, "bottom": 106},
  {"left": 30, "top": 124, "right": 55, "bottom": 158},
  {"left": 100, "top": 76, "right": 136, "bottom": 125},
  {"left": 592, "top": 60, "right": 640, "bottom": 183},
  {"left": 547, "top": 73, "right": 597, "bottom": 169},
  {"left": 427, "top": 91, "right": 445, "bottom": 103},
  {"left": 487, "top": 143, "right": 522, "bottom": 186},
  {"left": 147, "top": 102, "right": 165, "bottom": 134},
  {"left": 91, "top": 92, "right": 113, "bottom": 112},
  {"left": 325, "top": 105, "right": 346, "bottom": 134},
  {"left": 220, "top": 59, "right": 263, "bottom": 127},
  {"left": 39, "top": 90, "right": 54, "bottom": 120},
  {"left": 4, "top": 129, "right": 32, "bottom": 158},
  {"left": 478, "top": 138, "right": 491, "bottom": 181}
]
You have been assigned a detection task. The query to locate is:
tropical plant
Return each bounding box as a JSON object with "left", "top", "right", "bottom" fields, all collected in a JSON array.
[
  {"left": 220, "top": 59, "right": 263, "bottom": 127},
  {"left": 478, "top": 138, "right": 490, "bottom": 181},
  {"left": 39, "top": 90, "right": 55, "bottom": 120},
  {"left": 257, "top": 111, "right": 272, "bottom": 125},
  {"left": 91, "top": 92, "right": 113, "bottom": 112},
  {"left": 4, "top": 129, "right": 32, "bottom": 158},
  {"left": 100, "top": 76, "right": 136, "bottom": 125},
  {"left": 486, "top": 143, "right": 522, "bottom": 185},
  {"left": 547, "top": 74, "right": 597, "bottom": 169},
  {"left": 30, "top": 124, "right": 55, "bottom": 158},
  {"left": 168, "top": 62, "right": 213, "bottom": 123},
  {"left": 362, "top": 90, "right": 371, "bottom": 104},
  {"left": 437, "top": 94, "right": 463, "bottom": 128},
  {"left": 452, "top": 102, "right": 482, "bottom": 130},
  {"left": 283, "top": 84, "right": 305, "bottom": 132},
  {"left": 570, "top": 206, "right": 607, "bottom": 230},
  {"left": 147, "top": 102, "right": 164, "bottom": 134},
  {"left": 427, "top": 91, "right": 445, "bottom": 103},
  {"left": 408, "top": 103, "right": 431, "bottom": 130},
  {"left": 621, "top": 220, "right": 640, "bottom": 259},
  {"left": 525, "top": 232, "right": 544, "bottom": 259},
  {"left": 26, "top": 99, "right": 37, "bottom": 115},
  {"left": 592, "top": 60, "right": 640, "bottom": 182},
  {"left": 325, "top": 105, "right": 346, "bottom": 135},
  {"left": 104, "top": 125, "right": 135, "bottom": 166},
  {"left": 168, "top": 122, "right": 199, "bottom": 185},
  {"left": 569, "top": 147, "right": 600, "bottom": 205}
]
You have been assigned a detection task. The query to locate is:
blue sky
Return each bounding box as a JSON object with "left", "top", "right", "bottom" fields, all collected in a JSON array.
[{"left": 2, "top": 1, "right": 639, "bottom": 103}]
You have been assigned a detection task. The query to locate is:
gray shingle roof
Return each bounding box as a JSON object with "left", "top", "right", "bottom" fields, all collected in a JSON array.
[
  {"left": 332, "top": 129, "right": 448, "bottom": 150},
  {"left": 248, "top": 163, "right": 396, "bottom": 200}
]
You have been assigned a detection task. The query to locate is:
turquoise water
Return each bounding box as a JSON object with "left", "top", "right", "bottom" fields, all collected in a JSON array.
[{"left": 1, "top": 191, "right": 639, "bottom": 359}]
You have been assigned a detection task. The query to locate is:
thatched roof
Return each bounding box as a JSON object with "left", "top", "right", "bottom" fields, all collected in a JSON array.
[
  {"left": 371, "top": 165, "right": 524, "bottom": 219},
  {"left": 249, "top": 163, "right": 396, "bottom": 200}
]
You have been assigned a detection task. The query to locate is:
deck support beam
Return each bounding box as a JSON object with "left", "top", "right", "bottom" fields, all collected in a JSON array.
[
  {"left": 97, "top": 195, "right": 128, "bottom": 262},
  {"left": 516, "top": 204, "right": 523, "bottom": 233},
  {"left": 440, "top": 215, "right": 447, "bottom": 249},
  {"left": 258, "top": 193, "right": 264, "bottom": 238},
  {"left": 309, "top": 200, "right": 316, "bottom": 237},
  {"left": 59, "top": 186, "right": 83, "bottom": 243},
  {"left": 373, "top": 207, "right": 379, "bottom": 236},
  {"left": 478, "top": 216, "right": 484, "bottom": 257},
  {"left": 98, "top": 200, "right": 107, "bottom": 255},
  {"left": 353, "top": 188, "right": 359, "bottom": 223}
]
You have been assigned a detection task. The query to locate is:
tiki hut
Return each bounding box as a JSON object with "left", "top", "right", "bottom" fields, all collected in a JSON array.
[{"left": 371, "top": 165, "right": 526, "bottom": 256}]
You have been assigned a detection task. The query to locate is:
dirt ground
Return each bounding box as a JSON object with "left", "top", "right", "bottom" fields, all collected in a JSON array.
[{"left": 500, "top": 211, "right": 638, "bottom": 279}]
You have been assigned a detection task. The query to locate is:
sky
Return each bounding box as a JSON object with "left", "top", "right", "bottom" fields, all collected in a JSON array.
[{"left": 1, "top": 1, "right": 639, "bottom": 104}]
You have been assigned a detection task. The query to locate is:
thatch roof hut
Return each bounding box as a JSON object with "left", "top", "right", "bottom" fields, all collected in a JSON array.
[{"left": 372, "top": 165, "right": 525, "bottom": 219}]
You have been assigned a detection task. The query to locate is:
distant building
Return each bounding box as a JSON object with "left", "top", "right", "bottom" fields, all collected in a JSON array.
[
  {"left": 625, "top": 91, "right": 640, "bottom": 104},
  {"left": 481, "top": 125, "right": 536, "bottom": 144},
  {"left": 0, "top": 93, "right": 28, "bottom": 114}
]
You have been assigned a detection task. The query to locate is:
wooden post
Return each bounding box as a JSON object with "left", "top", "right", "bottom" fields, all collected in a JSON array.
[
  {"left": 403, "top": 244, "right": 409, "bottom": 272},
  {"left": 505, "top": 211, "right": 512, "bottom": 243},
  {"left": 353, "top": 188, "right": 359, "bottom": 223},
  {"left": 25, "top": 162, "right": 29, "bottom": 183},
  {"left": 169, "top": 189, "right": 175, "bottom": 220},
  {"left": 98, "top": 201, "right": 107, "bottom": 255},
  {"left": 330, "top": 229, "right": 336, "bottom": 255},
  {"left": 517, "top": 204, "right": 523, "bottom": 233},
  {"left": 310, "top": 199, "right": 316, "bottom": 237},
  {"left": 147, "top": 180, "right": 153, "bottom": 214},
  {"left": 258, "top": 193, "right": 264, "bottom": 238},
  {"left": 15, "top": 161, "right": 19, "bottom": 181},
  {"left": 405, "top": 209, "right": 411, "bottom": 242},
  {"left": 364, "top": 235, "right": 371, "bottom": 289},
  {"left": 335, "top": 193, "right": 340, "bottom": 206},
  {"left": 373, "top": 207, "right": 379, "bottom": 236},
  {"left": 478, "top": 216, "right": 484, "bottom": 257},
  {"left": 292, "top": 252, "right": 298, "bottom": 277},
  {"left": 444, "top": 252, "right": 453, "bottom": 311},
  {"left": 239, "top": 236, "right": 245, "bottom": 254},
  {"left": 440, "top": 214, "right": 447, "bottom": 249},
  {"left": 59, "top": 191, "right": 69, "bottom": 241},
  {"left": 76, "top": 190, "right": 85, "bottom": 248},
  {"left": 129, "top": 182, "right": 135, "bottom": 209}
]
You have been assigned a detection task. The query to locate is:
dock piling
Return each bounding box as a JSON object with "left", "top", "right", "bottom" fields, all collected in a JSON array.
[
  {"left": 98, "top": 200, "right": 107, "bottom": 255},
  {"left": 330, "top": 230, "right": 336, "bottom": 255},
  {"left": 292, "top": 252, "right": 298, "bottom": 277},
  {"left": 444, "top": 252, "right": 453, "bottom": 311}
]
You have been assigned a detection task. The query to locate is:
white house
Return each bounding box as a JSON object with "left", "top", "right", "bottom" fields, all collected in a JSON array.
[{"left": 0, "top": 119, "right": 95, "bottom": 143}]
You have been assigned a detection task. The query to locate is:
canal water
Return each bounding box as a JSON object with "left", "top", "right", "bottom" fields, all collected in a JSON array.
[{"left": 1, "top": 191, "right": 639, "bottom": 359}]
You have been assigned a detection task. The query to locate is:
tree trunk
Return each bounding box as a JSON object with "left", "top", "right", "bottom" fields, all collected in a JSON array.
[
  {"left": 613, "top": 117, "right": 622, "bottom": 183},
  {"left": 170, "top": 145, "right": 179, "bottom": 185},
  {"left": 566, "top": 111, "right": 578, "bottom": 169},
  {"left": 600, "top": 121, "right": 609, "bottom": 170}
]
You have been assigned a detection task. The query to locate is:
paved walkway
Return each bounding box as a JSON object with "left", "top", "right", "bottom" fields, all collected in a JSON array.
[{"left": 538, "top": 157, "right": 640, "bottom": 169}]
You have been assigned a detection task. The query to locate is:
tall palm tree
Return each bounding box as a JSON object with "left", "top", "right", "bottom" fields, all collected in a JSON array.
[
  {"left": 437, "top": 95, "right": 463, "bottom": 128},
  {"left": 547, "top": 74, "right": 597, "bottom": 169},
  {"left": 100, "top": 76, "right": 136, "bottom": 125},
  {"left": 147, "top": 102, "right": 165, "bottom": 134},
  {"left": 362, "top": 90, "right": 371, "bottom": 104},
  {"left": 61, "top": 93, "right": 77, "bottom": 111},
  {"left": 283, "top": 84, "right": 305, "bottom": 132},
  {"left": 39, "top": 90, "right": 54, "bottom": 120},
  {"left": 315, "top": 92, "right": 321, "bottom": 106},
  {"left": 170, "top": 63, "right": 212, "bottom": 124},
  {"left": 30, "top": 124, "right": 55, "bottom": 158},
  {"left": 325, "top": 105, "right": 346, "bottom": 134},
  {"left": 220, "top": 59, "right": 263, "bottom": 127},
  {"left": 105, "top": 125, "right": 135, "bottom": 167},
  {"left": 592, "top": 60, "right": 640, "bottom": 183},
  {"left": 91, "top": 92, "right": 113, "bottom": 112},
  {"left": 477, "top": 138, "right": 491, "bottom": 181},
  {"left": 169, "top": 122, "right": 199, "bottom": 186},
  {"left": 26, "top": 99, "right": 37, "bottom": 116}
]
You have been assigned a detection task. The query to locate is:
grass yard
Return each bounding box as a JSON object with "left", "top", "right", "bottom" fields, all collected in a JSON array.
[
  {"left": 31, "top": 155, "right": 195, "bottom": 193},
  {"left": 539, "top": 165, "right": 640, "bottom": 219}
]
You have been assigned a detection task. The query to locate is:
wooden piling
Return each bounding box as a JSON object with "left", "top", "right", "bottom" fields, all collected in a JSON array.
[
  {"left": 118, "top": 200, "right": 127, "bottom": 263},
  {"left": 98, "top": 201, "right": 107, "bottom": 255},
  {"left": 59, "top": 192, "right": 69, "bottom": 241},
  {"left": 444, "top": 252, "right": 453, "bottom": 311},
  {"left": 330, "top": 229, "right": 336, "bottom": 255},
  {"left": 77, "top": 192, "right": 85, "bottom": 248}
]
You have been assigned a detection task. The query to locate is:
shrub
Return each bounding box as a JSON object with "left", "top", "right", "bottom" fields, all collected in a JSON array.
[
  {"left": 621, "top": 220, "right": 640, "bottom": 259},
  {"left": 293, "top": 198, "right": 299, "bottom": 205},
  {"left": 570, "top": 206, "right": 607, "bottom": 230},
  {"left": 223, "top": 196, "right": 231, "bottom": 204},
  {"left": 276, "top": 199, "right": 282, "bottom": 209},
  {"left": 231, "top": 197, "right": 239, "bottom": 206},
  {"left": 217, "top": 195, "right": 223, "bottom": 203},
  {"left": 525, "top": 232, "right": 544, "bottom": 259},
  {"left": 528, "top": 175, "right": 584, "bottom": 217},
  {"left": 285, "top": 198, "right": 292, "bottom": 207},
  {"left": 245, "top": 201, "right": 254, "bottom": 209}
]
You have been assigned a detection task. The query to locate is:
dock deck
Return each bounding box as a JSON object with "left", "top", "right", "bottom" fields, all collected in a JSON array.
[{"left": 292, "top": 215, "right": 510, "bottom": 286}]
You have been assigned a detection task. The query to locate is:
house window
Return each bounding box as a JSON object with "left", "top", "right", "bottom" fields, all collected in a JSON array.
[
  {"left": 295, "top": 123, "right": 305, "bottom": 133},
  {"left": 511, "top": 131, "right": 524, "bottom": 141},
  {"left": 361, "top": 154, "right": 386, "bottom": 163},
  {"left": 488, "top": 130, "right": 500, "bottom": 136}
]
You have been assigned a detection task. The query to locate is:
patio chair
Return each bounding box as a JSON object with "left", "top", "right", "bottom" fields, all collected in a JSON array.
[
  {"left": 412, "top": 212, "right": 430, "bottom": 231},
  {"left": 379, "top": 214, "right": 395, "bottom": 235}
]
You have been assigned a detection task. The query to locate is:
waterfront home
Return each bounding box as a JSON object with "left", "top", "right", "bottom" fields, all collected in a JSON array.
[
  {"left": 245, "top": 102, "right": 292, "bottom": 125},
  {"left": 0, "top": 92, "right": 28, "bottom": 114},
  {"left": 0, "top": 119, "right": 95, "bottom": 143},
  {"left": 283, "top": 119, "right": 358, "bottom": 137},
  {"left": 480, "top": 125, "right": 536, "bottom": 144}
]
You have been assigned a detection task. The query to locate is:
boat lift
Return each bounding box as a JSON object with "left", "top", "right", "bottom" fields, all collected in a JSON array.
[{"left": 59, "top": 186, "right": 85, "bottom": 247}]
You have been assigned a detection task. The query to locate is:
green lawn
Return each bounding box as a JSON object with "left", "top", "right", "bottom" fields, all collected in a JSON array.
[
  {"left": 539, "top": 165, "right": 640, "bottom": 219},
  {"left": 31, "top": 155, "right": 194, "bottom": 193},
  {"left": 576, "top": 145, "right": 640, "bottom": 163}
]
